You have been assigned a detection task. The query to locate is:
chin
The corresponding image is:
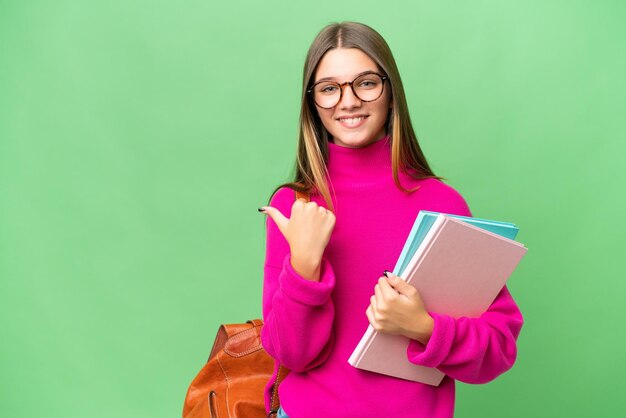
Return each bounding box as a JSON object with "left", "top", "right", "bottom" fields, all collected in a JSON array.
[{"left": 333, "top": 132, "right": 380, "bottom": 148}]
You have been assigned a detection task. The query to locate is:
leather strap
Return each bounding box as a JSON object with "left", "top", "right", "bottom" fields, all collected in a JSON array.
[
  {"left": 249, "top": 319, "right": 263, "bottom": 327},
  {"left": 295, "top": 189, "right": 310, "bottom": 202},
  {"left": 268, "top": 363, "right": 289, "bottom": 417},
  {"left": 208, "top": 321, "right": 262, "bottom": 361}
]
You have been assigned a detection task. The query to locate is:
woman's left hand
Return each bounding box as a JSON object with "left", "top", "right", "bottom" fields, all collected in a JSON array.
[{"left": 366, "top": 272, "right": 434, "bottom": 345}]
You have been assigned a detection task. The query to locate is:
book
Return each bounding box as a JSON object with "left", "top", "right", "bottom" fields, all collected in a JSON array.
[
  {"left": 393, "top": 211, "right": 519, "bottom": 277},
  {"left": 348, "top": 214, "right": 527, "bottom": 385}
]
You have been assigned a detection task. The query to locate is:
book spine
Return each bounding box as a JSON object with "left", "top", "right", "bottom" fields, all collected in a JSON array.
[
  {"left": 348, "top": 325, "right": 375, "bottom": 366},
  {"left": 401, "top": 214, "right": 447, "bottom": 281}
]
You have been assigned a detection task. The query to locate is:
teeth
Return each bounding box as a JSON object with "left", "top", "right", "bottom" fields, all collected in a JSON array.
[{"left": 339, "top": 117, "right": 365, "bottom": 125}]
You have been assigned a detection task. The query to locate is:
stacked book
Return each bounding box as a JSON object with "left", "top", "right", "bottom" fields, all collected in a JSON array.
[{"left": 348, "top": 211, "right": 527, "bottom": 386}]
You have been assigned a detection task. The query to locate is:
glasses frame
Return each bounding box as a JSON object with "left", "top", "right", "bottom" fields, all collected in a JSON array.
[{"left": 307, "top": 71, "right": 389, "bottom": 109}]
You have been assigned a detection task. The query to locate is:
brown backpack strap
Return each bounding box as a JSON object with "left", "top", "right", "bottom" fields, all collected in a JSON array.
[
  {"left": 268, "top": 364, "right": 289, "bottom": 417},
  {"left": 208, "top": 321, "right": 262, "bottom": 361},
  {"left": 248, "top": 319, "right": 263, "bottom": 327},
  {"left": 295, "top": 188, "right": 310, "bottom": 202}
]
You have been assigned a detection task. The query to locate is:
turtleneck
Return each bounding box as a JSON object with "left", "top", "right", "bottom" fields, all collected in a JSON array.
[{"left": 326, "top": 135, "right": 393, "bottom": 187}]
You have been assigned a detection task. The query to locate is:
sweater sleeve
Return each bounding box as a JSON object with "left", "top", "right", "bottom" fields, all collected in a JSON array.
[
  {"left": 406, "top": 184, "right": 524, "bottom": 384},
  {"left": 407, "top": 286, "right": 523, "bottom": 384},
  {"left": 260, "top": 188, "right": 335, "bottom": 373}
]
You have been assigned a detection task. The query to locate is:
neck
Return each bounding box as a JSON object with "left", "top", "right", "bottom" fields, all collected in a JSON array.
[{"left": 326, "top": 135, "right": 392, "bottom": 187}]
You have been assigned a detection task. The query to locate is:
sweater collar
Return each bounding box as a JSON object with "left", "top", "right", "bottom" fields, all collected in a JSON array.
[{"left": 326, "top": 135, "right": 393, "bottom": 185}]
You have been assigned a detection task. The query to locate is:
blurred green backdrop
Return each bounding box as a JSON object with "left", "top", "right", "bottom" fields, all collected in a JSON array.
[{"left": 1, "top": 0, "right": 625, "bottom": 417}]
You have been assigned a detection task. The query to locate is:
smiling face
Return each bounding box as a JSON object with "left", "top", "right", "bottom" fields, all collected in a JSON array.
[{"left": 313, "top": 48, "right": 391, "bottom": 148}]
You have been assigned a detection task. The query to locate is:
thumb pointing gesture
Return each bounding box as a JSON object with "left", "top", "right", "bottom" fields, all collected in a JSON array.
[
  {"left": 260, "top": 198, "right": 335, "bottom": 281},
  {"left": 259, "top": 205, "right": 290, "bottom": 237}
]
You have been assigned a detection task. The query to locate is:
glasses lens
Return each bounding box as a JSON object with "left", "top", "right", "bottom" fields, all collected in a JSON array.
[
  {"left": 353, "top": 73, "right": 384, "bottom": 102},
  {"left": 313, "top": 82, "right": 341, "bottom": 108}
]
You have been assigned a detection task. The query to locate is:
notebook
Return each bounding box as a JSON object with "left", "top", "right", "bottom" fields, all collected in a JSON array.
[{"left": 393, "top": 211, "right": 519, "bottom": 277}]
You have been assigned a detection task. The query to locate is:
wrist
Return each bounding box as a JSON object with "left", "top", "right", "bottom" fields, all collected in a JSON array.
[
  {"left": 409, "top": 313, "right": 434, "bottom": 345},
  {"left": 290, "top": 254, "right": 322, "bottom": 282}
]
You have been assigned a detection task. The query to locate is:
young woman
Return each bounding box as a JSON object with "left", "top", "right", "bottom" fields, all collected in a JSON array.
[{"left": 258, "top": 22, "right": 523, "bottom": 418}]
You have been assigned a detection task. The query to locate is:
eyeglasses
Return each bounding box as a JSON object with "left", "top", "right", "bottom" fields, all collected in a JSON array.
[{"left": 307, "top": 71, "right": 388, "bottom": 109}]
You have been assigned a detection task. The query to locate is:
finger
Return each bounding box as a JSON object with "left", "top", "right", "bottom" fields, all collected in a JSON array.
[
  {"left": 325, "top": 210, "right": 336, "bottom": 227},
  {"left": 390, "top": 278, "right": 417, "bottom": 298},
  {"left": 378, "top": 276, "right": 400, "bottom": 298},
  {"left": 374, "top": 282, "right": 383, "bottom": 301},
  {"left": 384, "top": 274, "right": 411, "bottom": 294},
  {"left": 318, "top": 206, "right": 333, "bottom": 220},
  {"left": 291, "top": 199, "right": 317, "bottom": 220},
  {"left": 365, "top": 305, "right": 378, "bottom": 328},
  {"left": 294, "top": 198, "right": 309, "bottom": 209},
  {"left": 289, "top": 198, "right": 306, "bottom": 215},
  {"left": 370, "top": 295, "right": 378, "bottom": 312},
  {"left": 302, "top": 200, "right": 318, "bottom": 210},
  {"left": 304, "top": 201, "right": 326, "bottom": 218},
  {"left": 260, "top": 206, "right": 289, "bottom": 235},
  {"left": 384, "top": 272, "right": 401, "bottom": 286}
]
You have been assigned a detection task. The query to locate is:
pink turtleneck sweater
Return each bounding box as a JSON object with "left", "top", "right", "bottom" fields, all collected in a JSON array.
[{"left": 261, "top": 136, "right": 523, "bottom": 418}]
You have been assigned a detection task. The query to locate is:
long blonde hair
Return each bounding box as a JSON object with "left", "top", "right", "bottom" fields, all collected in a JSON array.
[{"left": 273, "top": 22, "right": 440, "bottom": 209}]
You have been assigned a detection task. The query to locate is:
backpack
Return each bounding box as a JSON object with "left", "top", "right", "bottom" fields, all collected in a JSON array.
[{"left": 182, "top": 319, "right": 287, "bottom": 418}]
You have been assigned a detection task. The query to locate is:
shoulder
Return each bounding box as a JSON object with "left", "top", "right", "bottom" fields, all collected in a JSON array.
[
  {"left": 412, "top": 178, "right": 472, "bottom": 217},
  {"left": 268, "top": 186, "right": 297, "bottom": 217}
]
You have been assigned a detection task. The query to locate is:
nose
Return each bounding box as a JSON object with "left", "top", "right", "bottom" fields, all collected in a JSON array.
[{"left": 338, "top": 83, "right": 361, "bottom": 109}]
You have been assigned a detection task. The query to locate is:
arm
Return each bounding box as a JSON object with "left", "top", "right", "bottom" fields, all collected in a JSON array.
[
  {"left": 260, "top": 189, "right": 336, "bottom": 372},
  {"left": 407, "top": 286, "right": 523, "bottom": 384},
  {"left": 369, "top": 187, "right": 523, "bottom": 383}
]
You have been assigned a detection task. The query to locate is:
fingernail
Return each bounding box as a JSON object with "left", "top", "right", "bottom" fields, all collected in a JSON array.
[
  {"left": 382, "top": 270, "right": 390, "bottom": 278},
  {"left": 258, "top": 207, "right": 266, "bottom": 213}
]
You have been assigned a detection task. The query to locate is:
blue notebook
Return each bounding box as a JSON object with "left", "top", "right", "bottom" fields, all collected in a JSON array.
[{"left": 393, "top": 211, "right": 519, "bottom": 276}]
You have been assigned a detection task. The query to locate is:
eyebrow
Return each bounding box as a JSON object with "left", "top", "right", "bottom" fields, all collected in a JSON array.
[{"left": 314, "top": 70, "right": 379, "bottom": 84}]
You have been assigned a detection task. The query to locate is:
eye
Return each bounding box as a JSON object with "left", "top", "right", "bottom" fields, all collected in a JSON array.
[
  {"left": 316, "top": 83, "right": 339, "bottom": 95},
  {"left": 358, "top": 79, "right": 380, "bottom": 89}
]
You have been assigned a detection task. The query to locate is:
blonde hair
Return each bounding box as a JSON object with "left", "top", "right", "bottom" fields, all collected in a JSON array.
[{"left": 273, "top": 22, "right": 440, "bottom": 209}]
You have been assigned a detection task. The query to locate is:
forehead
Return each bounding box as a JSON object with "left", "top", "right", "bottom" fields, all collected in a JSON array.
[{"left": 314, "top": 48, "right": 379, "bottom": 81}]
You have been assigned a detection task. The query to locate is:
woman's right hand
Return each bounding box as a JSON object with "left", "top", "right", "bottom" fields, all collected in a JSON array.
[{"left": 260, "top": 199, "right": 336, "bottom": 282}]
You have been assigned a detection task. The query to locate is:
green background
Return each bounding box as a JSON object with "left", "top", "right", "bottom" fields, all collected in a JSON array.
[{"left": 1, "top": 0, "right": 624, "bottom": 417}]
